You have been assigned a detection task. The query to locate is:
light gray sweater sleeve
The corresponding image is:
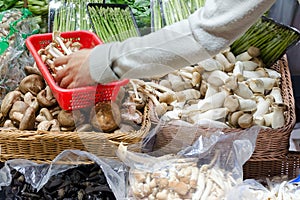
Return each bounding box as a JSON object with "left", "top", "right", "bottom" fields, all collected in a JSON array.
[{"left": 89, "top": 0, "right": 275, "bottom": 83}]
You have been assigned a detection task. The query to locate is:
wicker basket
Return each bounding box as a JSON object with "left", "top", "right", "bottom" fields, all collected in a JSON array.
[
  {"left": 243, "top": 151, "right": 300, "bottom": 180},
  {"left": 0, "top": 101, "right": 152, "bottom": 163},
  {"left": 151, "top": 55, "right": 296, "bottom": 162}
]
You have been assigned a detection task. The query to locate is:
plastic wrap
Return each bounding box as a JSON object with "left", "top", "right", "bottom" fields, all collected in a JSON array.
[
  {"left": 150, "top": 0, "right": 205, "bottom": 32},
  {"left": 227, "top": 178, "right": 300, "bottom": 199},
  {"left": 150, "top": 0, "right": 164, "bottom": 32},
  {"left": 0, "top": 150, "right": 127, "bottom": 199},
  {"left": 48, "top": 0, "right": 104, "bottom": 32},
  {"left": 117, "top": 126, "right": 260, "bottom": 199},
  {"left": 0, "top": 8, "right": 39, "bottom": 103}
]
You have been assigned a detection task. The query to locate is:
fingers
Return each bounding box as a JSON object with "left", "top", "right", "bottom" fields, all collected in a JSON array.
[
  {"left": 59, "top": 74, "right": 73, "bottom": 89},
  {"left": 54, "top": 56, "right": 69, "bottom": 66},
  {"left": 55, "top": 67, "right": 67, "bottom": 84}
]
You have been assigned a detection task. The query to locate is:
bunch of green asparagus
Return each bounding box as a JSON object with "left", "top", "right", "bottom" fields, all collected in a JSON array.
[
  {"left": 52, "top": 0, "right": 104, "bottom": 32},
  {"left": 231, "top": 17, "right": 300, "bottom": 67},
  {"left": 88, "top": 5, "right": 139, "bottom": 43},
  {"left": 152, "top": 0, "right": 205, "bottom": 31}
]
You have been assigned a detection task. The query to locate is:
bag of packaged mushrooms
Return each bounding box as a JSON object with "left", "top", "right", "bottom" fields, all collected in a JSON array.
[{"left": 117, "top": 126, "right": 260, "bottom": 200}]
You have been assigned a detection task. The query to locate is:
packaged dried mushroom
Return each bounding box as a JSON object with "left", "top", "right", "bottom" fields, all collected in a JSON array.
[{"left": 117, "top": 126, "right": 260, "bottom": 199}]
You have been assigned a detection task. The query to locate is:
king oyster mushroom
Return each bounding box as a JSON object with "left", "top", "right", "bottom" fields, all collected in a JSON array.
[
  {"left": 19, "top": 74, "right": 45, "bottom": 96},
  {"left": 90, "top": 101, "right": 121, "bottom": 132}
]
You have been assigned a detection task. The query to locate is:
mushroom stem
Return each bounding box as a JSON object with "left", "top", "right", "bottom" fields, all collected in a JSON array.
[
  {"left": 207, "top": 70, "right": 229, "bottom": 87},
  {"left": 242, "top": 61, "right": 258, "bottom": 71},
  {"left": 271, "top": 103, "right": 286, "bottom": 129},
  {"left": 188, "top": 108, "right": 228, "bottom": 123},
  {"left": 253, "top": 96, "right": 270, "bottom": 119},
  {"left": 269, "top": 87, "right": 283, "bottom": 103},
  {"left": 198, "top": 58, "right": 223, "bottom": 72},
  {"left": 236, "top": 46, "right": 260, "bottom": 61},
  {"left": 46, "top": 43, "right": 64, "bottom": 58},
  {"left": 24, "top": 92, "right": 39, "bottom": 112},
  {"left": 232, "top": 61, "right": 244, "bottom": 82},
  {"left": 204, "top": 84, "right": 219, "bottom": 98},
  {"left": 214, "top": 53, "right": 234, "bottom": 72},
  {"left": 233, "top": 82, "right": 253, "bottom": 99},
  {"left": 247, "top": 79, "right": 265, "bottom": 94},
  {"left": 53, "top": 31, "right": 72, "bottom": 55},
  {"left": 129, "top": 80, "right": 143, "bottom": 103}
]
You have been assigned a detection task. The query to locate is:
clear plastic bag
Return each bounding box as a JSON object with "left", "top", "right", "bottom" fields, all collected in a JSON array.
[
  {"left": 227, "top": 178, "right": 300, "bottom": 199},
  {"left": 48, "top": 0, "right": 104, "bottom": 32},
  {"left": 0, "top": 150, "right": 127, "bottom": 199},
  {"left": 117, "top": 126, "right": 260, "bottom": 199},
  {"left": 0, "top": 8, "right": 39, "bottom": 103}
]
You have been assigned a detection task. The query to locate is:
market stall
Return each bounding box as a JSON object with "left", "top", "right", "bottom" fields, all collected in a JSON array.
[{"left": 0, "top": 0, "right": 300, "bottom": 199}]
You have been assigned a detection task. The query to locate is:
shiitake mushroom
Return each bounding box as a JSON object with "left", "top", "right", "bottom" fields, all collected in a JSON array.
[{"left": 90, "top": 101, "right": 121, "bottom": 133}]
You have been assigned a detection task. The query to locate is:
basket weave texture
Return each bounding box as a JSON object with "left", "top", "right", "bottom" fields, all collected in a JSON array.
[
  {"left": 151, "top": 55, "right": 296, "bottom": 162},
  {"left": 0, "top": 102, "right": 151, "bottom": 163},
  {"left": 243, "top": 151, "right": 300, "bottom": 180}
]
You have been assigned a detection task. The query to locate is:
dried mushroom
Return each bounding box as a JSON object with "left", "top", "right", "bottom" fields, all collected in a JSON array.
[
  {"left": 90, "top": 102, "right": 121, "bottom": 132},
  {"left": 19, "top": 74, "right": 45, "bottom": 96},
  {"left": 0, "top": 91, "right": 22, "bottom": 117},
  {"left": 57, "top": 110, "right": 76, "bottom": 127},
  {"left": 37, "top": 86, "right": 57, "bottom": 107}
]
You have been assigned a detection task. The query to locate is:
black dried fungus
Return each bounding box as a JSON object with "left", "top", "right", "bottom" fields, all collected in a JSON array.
[{"left": 0, "top": 163, "right": 116, "bottom": 200}]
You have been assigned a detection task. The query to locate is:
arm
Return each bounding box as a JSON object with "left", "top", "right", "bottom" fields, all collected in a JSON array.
[
  {"left": 90, "top": 0, "right": 275, "bottom": 83},
  {"left": 54, "top": 0, "right": 275, "bottom": 88}
]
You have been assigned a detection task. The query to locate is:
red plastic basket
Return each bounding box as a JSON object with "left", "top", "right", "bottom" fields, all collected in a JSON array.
[{"left": 25, "top": 30, "right": 129, "bottom": 111}]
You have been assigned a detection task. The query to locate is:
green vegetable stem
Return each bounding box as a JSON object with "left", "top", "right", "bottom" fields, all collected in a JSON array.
[
  {"left": 231, "top": 17, "right": 300, "bottom": 67},
  {"left": 52, "top": 0, "right": 104, "bottom": 32},
  {"left": 88, "top": 5, "right": 139, "bottom": 43}
]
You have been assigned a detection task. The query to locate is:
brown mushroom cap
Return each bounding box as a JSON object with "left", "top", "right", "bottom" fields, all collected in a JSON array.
[
  {"left": 229, "top": 111, "right": 244, "bottom": 127},
  {"left": 224, "top": 95, "right": 239, "bottom": 112},
  {"left": 37, "top": 119, "right": 60, "bottom": 132},
  {"left": 238, "top": 113, "right": 253, "bottom": 129},
  {"left": 9, "top": 101, "right": 29, "bottom": 121},
  {"left": 19, "top": 74, "right": 45, "bottom": 96},
  {"left": 247, "top": 46, "right": 260, "bottom": 58},
  {"left": 90, "top": 101, "right": 121, "bottom": 132},
  {"left": 57, "top": 110, "right": 76, "bottom": 127},
  {"left": 19, "top": 107, "right": 36, "bottom": 130},
  {"left": 37, "top": 86, "right": 57, "bottom": 107},
  {"left": 36, "top": 108, "right": 54, "bottom": 122},
  {"left": 24, "top": 65, "right": 42, "bottom": 76},
  {"left": 24, "top": 92, "right": 39, "bottom": 112},
  {"left": 0, "top": 91, "right": 22, "bottom": 117}
]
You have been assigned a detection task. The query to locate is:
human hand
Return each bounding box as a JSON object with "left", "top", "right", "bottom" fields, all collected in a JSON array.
[{"left": 54, "top": 49, "right": 97, "bottom": 89}]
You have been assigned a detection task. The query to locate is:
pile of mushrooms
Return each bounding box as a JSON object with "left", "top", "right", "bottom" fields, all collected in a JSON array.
[
  {"left": 0, "top": 67, "right": 60, "bottom": 131},
  {"left": 38, "top": 31, "right": 82, "bottom": 76},
  {"left": 130, "top": 152, "right": 238, "bottom": 199},
  {"left": 129, "top": 47, "right": 286, "bottom": 129},
  {"left": 0, "top": 63, "right": 146, "bottom": 133}
]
